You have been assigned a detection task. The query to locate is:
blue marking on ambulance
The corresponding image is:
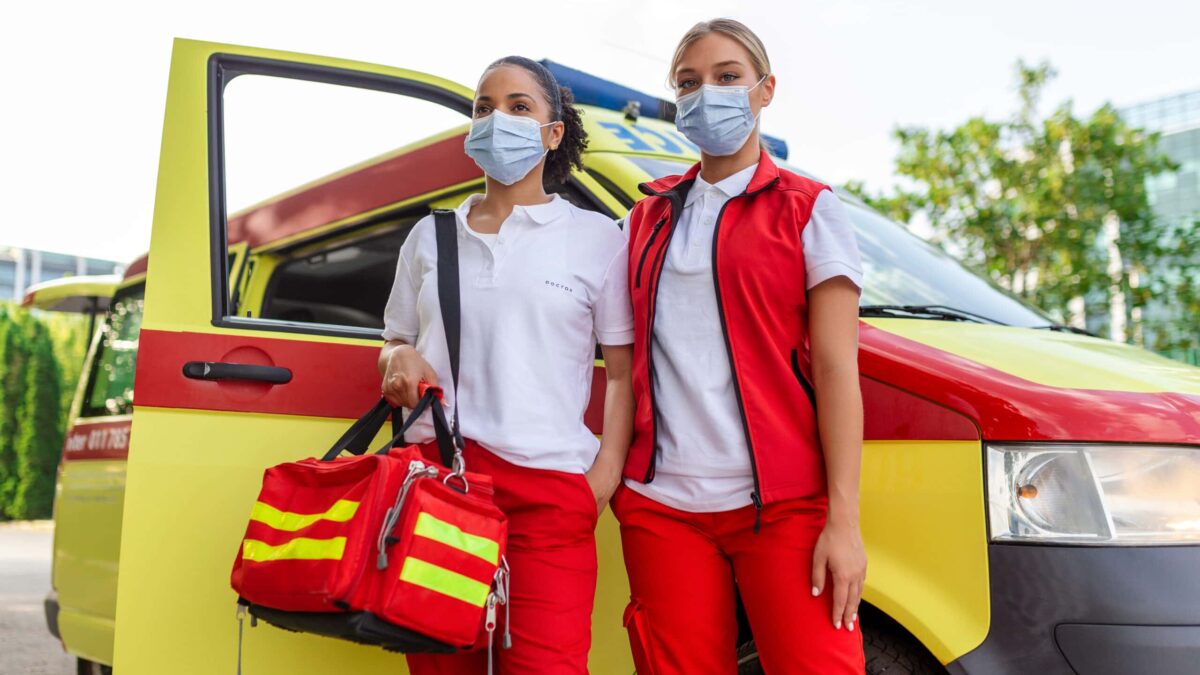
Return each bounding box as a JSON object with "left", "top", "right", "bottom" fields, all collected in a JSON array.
[
  {"left": 597, "top": 121, "right": 655, "bottom": 151},
  {"left": 636, "top": 128, "right": 685, "bottom": 154}
]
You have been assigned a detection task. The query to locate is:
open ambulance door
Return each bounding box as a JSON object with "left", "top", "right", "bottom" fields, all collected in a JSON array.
[{"left": 115, "top": 39, "right": 477, "bottom": 674}]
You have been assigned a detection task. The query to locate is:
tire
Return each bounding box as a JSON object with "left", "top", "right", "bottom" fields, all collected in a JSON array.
[
  {"left": 736, "top": 640, "right": 762, "bottom": 675},
  {"left": 863, "top": 623, "right": 946, "bottom": 675},
  {"left": 733, "top": 624, "right": 946, "bottom": 675},
  {"left": 76, "top": 659, "right": 113, "bottom": 675}
]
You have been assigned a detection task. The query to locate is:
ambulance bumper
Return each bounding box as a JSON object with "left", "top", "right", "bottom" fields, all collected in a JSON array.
[{"left": 947, "top": 543, "right": 1200, "bottom": 675}]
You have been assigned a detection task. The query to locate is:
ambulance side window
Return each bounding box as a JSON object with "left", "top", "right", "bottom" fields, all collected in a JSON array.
[
  {"left": 214, "top": 65, "right": 471, "bottom": 338},
  {"left": 80, "top": 284, "right": 144, "bottom": 418},
  {"left": 258, "top": 221, "right": 416, "bottom": 329}
]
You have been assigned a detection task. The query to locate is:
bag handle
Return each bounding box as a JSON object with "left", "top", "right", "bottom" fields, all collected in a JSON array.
[
  {"left": 372, "top": 384, "right": 455, "bottom": 457},
  {"left": 321, "top": 385, "right": 446, "bottom": 462},
  {"left": 433, "top": 210, "right": 466, "bottom": 479},
  {"left": 321, "top": 398, "right": 396, "bottom": 460}
]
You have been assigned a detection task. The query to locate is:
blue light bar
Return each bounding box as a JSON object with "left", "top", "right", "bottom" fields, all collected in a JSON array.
[{"left": 541, "top": 59, "right": 788, "bottom": 160}]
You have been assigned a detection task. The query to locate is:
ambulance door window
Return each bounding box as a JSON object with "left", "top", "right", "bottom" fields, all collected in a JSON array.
[{"left": 214, "top": 62, "right": 472, "bottom": 338}]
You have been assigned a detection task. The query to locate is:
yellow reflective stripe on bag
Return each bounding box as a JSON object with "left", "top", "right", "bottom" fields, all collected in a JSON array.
[
  {"left": 243, "top": 537, "right": 347, "bottom": 562},
  {"left": 399, "top": 557, "right": 490, "bottom": 607},
  {"left": 412, "top": 512, "right": 500, "bottom": 565},
  {"left": 249, "top": 499, "right": 359, "bottom": 532}
]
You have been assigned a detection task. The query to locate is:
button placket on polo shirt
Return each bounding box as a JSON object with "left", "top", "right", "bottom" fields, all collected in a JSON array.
[
  {"left": 472, "top": 214, "right": 520, "bottom": 289},
  {"left": 471, "top": 233, "right": 499, "bottom": 289},
  {"left": 677, "top": 185, "right": 717, "bottom": 270}
]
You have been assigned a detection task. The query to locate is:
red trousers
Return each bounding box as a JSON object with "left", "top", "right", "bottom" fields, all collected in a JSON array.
[
  {"left": 406, "top": 440, "right": 598, "bottom": 675},
  {"left": 612, "top": 484, "right": 865, "bottom": 674}
]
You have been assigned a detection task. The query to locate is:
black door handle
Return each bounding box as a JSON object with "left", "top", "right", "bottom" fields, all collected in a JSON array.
[{"left": 182, "top": 361, "right": 293, "bottom": 384}]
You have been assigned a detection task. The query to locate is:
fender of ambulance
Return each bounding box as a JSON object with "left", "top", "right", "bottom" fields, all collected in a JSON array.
[{"left": 855, "top": 317, "right": 1200, "bottom": 666}]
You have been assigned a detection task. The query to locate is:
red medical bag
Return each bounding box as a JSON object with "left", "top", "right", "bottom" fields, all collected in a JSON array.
[{"left": 230, "top": 210, "right": 509, "bottom": 654}]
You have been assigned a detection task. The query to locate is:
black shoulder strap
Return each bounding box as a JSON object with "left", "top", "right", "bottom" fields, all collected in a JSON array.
[{"left": 433, "top": 210, "right": 464, "bottom": 465}]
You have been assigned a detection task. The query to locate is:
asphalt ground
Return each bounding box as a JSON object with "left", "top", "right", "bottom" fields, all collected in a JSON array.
[{"left": 0, "top": 522, "right": 75, "bottom": 674}]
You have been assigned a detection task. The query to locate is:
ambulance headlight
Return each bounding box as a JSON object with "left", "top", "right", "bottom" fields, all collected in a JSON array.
[{"left": 986, "top": 444, "right": 1200, "bottom": 544}]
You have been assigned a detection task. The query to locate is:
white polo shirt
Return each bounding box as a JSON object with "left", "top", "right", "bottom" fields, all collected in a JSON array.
[
  {"left": 626, "top": 163, "right": 864, "bottom": 512},
  {"left": 382, "top": 192, "right": 634, "bottom": 474}
]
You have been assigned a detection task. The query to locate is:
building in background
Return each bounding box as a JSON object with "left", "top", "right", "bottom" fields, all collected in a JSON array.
[
  {"left": 1123, "top": 90, "right": 1200, "bottom": 225},
  {"left": 0, "top": 246, "right": 124, "bottom": 303},
  {"left": 1111, "top": 90, "right": 1200, "bottom": 362}
]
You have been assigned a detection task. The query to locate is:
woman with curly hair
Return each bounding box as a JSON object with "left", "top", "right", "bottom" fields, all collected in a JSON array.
[{"left": 378, "top": 56, "right": 635, "bottom": 674}]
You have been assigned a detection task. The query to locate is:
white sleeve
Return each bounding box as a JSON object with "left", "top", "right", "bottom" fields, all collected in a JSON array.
[
  {"left": 381, "top": 227, "right": 423, "bottom": 343},
  {"left": 593, "top": 239, "right": 635, "bottom": 345},
  {"left": 803, "top": 190, "right": 864, "bottom": 292}
]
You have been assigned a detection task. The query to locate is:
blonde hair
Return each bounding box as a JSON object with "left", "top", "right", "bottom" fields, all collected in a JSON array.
[{"left": 668, "top": 18, "right": 772, "bottom": 88}]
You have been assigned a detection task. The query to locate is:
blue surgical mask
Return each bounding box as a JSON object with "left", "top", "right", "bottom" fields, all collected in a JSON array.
[
  {"left": 674, "top": 75, "right": 767, "bottom": 156},
  {"left": 464, "top": 110, "right": 554, "bottom": 185}
]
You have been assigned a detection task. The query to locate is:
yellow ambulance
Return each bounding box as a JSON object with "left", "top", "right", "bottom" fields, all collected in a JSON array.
[{"left": 41, "top": 38, "right": 1200, "bottom": 675}]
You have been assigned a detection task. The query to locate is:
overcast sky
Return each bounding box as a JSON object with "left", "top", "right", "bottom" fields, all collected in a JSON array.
[{"left": 2, "top": 0, "right": 1197, "bottom": 263}]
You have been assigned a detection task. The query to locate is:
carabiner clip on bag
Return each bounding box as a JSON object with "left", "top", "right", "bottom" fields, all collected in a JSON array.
[{"left": 485, "top": 556, "right": 512, "bottom": 675}]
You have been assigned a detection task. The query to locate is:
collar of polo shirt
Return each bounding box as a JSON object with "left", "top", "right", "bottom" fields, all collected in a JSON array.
[
  {"left": 455, "top": 192, "right": 569, "bottom": 230},
  {"left": 686, "top": 162, "right": 758, "bottom": 207}
]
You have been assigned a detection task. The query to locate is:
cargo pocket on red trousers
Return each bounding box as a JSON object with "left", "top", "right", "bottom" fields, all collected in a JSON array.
[{"left": 623, "top": 598, "right": 656, "bottom": 675}]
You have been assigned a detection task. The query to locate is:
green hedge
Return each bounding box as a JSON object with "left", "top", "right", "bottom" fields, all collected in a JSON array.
[{"left": 0, "top": 304, "right": 85, "bottom": 520}]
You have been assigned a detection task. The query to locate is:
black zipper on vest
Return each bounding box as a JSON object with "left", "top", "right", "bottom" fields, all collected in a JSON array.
[
  {"left": 634, "top": 216, "right": 667, "bottom": 289},
  {"left": 710, "top": 176, "right": 779, "bottom": 534},
  {"left": 791, "top": 348, "right": 818, "bottom": 412},
  {"left": 643, "top": 202, "right": 682, "bottom": 482}
]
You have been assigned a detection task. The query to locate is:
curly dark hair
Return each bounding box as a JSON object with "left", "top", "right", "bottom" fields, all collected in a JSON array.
[{"left": 483, "top": 56, "right": 588, "bottom": 186}]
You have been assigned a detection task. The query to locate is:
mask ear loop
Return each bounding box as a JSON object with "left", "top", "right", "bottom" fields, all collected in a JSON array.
[
  {"left": 747, "top": 73, "right": 770, "bottom": 128},
  {"left": 536, "top": 118, "right": 562, "bottom": 157}
]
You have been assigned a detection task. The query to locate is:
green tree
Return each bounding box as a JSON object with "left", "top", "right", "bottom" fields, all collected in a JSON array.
[
  {"left": 0, "top": 306, "right": 32, "bottom": 519},
  {"left": 11, "top": 319, "right": 63, "bottom": 519},
  {"left": 849, "top": 61, "right": 1183, "bottom": 346}
]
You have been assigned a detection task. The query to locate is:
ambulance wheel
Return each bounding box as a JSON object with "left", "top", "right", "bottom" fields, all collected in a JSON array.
[
  {"left": 76, "top": 658, "right": 113, "bottom": 675},
  {"left": 734, "top": 623, "right": 946, "bottom": 675},
  {"left": 862, "top": 621, "right": 946, "bottom": 674},
  {"left": 736, "top": 640, "right": 761, "bottom": 674}
]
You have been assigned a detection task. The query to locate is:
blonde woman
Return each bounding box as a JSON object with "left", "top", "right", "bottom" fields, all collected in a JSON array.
[{"left": 612, "top": 19, "right": 867, "bottom": 673}]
